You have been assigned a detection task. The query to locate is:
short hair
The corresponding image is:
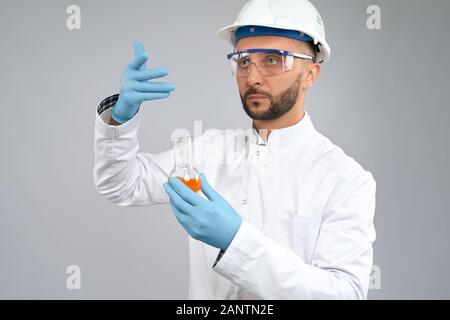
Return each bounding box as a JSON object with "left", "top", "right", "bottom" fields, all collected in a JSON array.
[
  {"left": 305, "top": 42, "right": 317, "bottom": 62},
  {"left": 296, "top": 40, "right": 317, "bottom": 62}
]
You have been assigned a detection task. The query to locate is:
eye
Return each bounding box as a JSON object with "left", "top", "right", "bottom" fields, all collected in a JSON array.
[
  {"left": 237, "top": 58, "right": 250, "bottom": 68},
  {"left": 265, "top": 55, "right": 281, "bottom": 65}
]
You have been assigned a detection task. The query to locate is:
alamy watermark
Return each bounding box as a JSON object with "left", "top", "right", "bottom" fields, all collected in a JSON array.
[
  {"left": 66, "top": 5, "right": 81, "bottom": 30},
  {"left": 369, "top": 264, "right": 381, "bottom": 290},
  {"left": 66, "top": 265, "right": 81, "bottom": 290},
  {"left": 367, "top": 5, "right": 382, "bottom": 30},
  {"left": 171, "top": 121, "right": 281, "bottom": 175}
]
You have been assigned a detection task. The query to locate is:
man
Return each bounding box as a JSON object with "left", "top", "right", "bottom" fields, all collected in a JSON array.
[{"left": 94, "top": 0, "right": 376, "bottom": 299}]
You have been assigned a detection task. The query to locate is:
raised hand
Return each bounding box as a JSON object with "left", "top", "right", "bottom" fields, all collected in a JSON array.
[{"left": 112, "top": 41, "right": 176, "bottom": 124}]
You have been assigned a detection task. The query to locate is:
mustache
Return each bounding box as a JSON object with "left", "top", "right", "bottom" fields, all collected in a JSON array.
[{"left": 243, "top": 88, "right": 273, "bottom": 100}]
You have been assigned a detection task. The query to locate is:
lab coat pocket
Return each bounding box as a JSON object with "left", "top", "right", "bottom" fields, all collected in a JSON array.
[{"left": 269, "top": 208, "right": 322, "bottom": 263}]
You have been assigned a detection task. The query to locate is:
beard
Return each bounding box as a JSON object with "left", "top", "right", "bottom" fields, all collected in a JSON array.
[{"left": 240, "top": 71, "right": 304, "bottom": 121}]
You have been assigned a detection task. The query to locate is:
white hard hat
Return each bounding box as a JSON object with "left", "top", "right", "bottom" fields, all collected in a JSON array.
[{"left": 217, "top": 0, "right": 331, "bottom": 63}]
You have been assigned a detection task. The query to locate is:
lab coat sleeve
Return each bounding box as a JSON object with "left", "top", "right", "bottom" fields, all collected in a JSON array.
[
  {"left": 93, "top": 94, "right": 172, "bottom": 206},
  {"left": 213, "top": 171, "right": 376, "bottom": 300}
]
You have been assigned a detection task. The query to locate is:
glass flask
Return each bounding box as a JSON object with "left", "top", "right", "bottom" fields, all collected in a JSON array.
[{"left": 168, "top": 134, "right": 202, "bottom": 192}]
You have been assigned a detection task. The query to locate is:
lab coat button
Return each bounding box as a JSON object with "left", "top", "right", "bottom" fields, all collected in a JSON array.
[{"left": 242, "top": 199, "right": 247, "bottom": 205}]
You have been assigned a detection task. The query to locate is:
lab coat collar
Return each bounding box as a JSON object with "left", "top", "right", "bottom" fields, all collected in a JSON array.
[{"left": 249, "top": 111, "right": 316, "bottom": 147}]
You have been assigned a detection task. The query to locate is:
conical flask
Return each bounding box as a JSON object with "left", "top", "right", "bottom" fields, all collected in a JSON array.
[{"left": 168, "top": 134, "right": 202, "bottom": 192}]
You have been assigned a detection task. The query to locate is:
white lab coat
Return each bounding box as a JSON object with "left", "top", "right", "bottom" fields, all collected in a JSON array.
[{"left": 93, "top": 95, "right": 376, "bottom": 300}]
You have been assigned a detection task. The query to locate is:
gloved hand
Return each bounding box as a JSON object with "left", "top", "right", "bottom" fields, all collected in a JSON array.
[
  {"left": 112, "top": 41, "right": 176, "bottom": 124},
  {"left": 163, "top": 173, "right": 242, "bottom": 250}
]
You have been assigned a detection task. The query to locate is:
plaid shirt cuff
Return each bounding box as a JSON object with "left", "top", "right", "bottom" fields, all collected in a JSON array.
[
  {"left": 212, "top": 249, "right": 226, "bottom": 268},
  {"left": 97, "top": 94, "right": 119, "bottom": 115}
]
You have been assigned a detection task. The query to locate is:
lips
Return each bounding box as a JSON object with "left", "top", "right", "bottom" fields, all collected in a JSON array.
[{"left": 247, "top": 94, "right": 268, "bottom": 100}]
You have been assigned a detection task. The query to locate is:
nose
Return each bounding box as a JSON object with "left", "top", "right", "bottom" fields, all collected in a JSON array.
[{"left": 245, "top": 61, "right": 264, "bottom": 87}]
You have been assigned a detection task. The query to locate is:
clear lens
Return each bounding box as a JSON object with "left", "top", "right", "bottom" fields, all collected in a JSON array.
[{"left": 230, "top": 51, "right": 295, "bottom": 77}]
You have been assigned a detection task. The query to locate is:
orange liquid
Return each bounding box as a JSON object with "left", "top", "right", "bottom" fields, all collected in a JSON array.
[{"left": 177, "top": 176, "right": 202, "bottom": 192}]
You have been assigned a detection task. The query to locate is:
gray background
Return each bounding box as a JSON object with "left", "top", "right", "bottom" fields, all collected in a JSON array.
[{"left": 0, "top": 0, "right": 449, "bottom": 299}]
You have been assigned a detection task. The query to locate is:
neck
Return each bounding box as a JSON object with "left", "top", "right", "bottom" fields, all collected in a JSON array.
[{"left": 253, "top": 95, "right": 305, "bottom": 142}]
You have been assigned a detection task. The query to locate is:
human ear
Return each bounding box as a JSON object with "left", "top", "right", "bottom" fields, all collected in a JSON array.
[{"left": 304, "top": 63, "right": 321, "bottom": 88}]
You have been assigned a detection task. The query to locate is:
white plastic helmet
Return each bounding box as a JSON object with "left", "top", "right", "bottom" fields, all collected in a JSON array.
[{"left": 217, "top": 0, "right": 331, "bottom": 63}]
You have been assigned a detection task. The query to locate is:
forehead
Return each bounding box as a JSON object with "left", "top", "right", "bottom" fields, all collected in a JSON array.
[{"left": 235, "top": 36, "right": 304, "bottom": 52}]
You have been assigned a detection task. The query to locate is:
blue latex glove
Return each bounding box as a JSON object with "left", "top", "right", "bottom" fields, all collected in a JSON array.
[
  {"left": 112, "top": 41, "right": 176, "bottom": 123},
  {"left": 162, "top": 173, "right": 242, "bottom": 250}
]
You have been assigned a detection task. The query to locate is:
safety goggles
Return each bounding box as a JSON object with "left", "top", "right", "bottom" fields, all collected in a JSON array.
[{"left": 226, "top": 48, "right": 315, "bottom": 77}]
